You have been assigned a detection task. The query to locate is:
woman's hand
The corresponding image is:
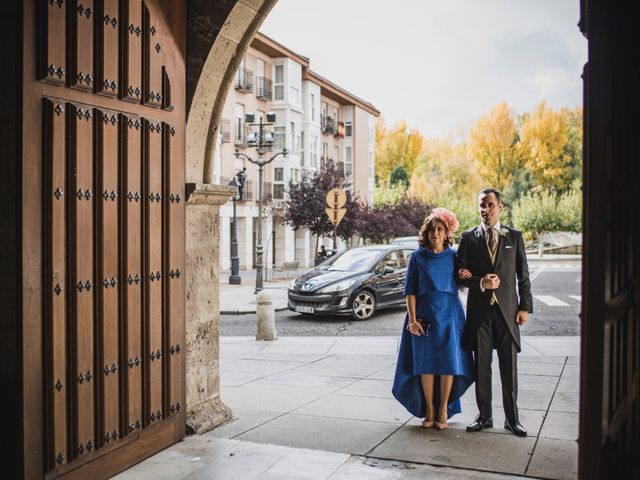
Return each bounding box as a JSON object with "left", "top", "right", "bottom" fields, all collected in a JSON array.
[
  {"left": 458, "top": 268, "right": 472, "bottom": 279},
  {"left": 408, "top": 319, "right": 425, "bottom": 336}
]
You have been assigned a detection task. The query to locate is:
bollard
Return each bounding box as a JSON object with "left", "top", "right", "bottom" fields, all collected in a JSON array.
[{"left": 256, "top": 290, "right": 277, "bottom": 341}]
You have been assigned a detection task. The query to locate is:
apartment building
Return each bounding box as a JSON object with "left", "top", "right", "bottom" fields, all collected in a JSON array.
[{"left": 217, "top": 33, "right": 380, "bottom": 271}]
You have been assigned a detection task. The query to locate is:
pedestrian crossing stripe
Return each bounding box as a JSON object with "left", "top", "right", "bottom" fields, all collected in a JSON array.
[
  {"left": 458, "top": 293, "right": 579, "bottom": 306},
  {"left": 534, "top": 295, "right": 570, "bottom": 306}
]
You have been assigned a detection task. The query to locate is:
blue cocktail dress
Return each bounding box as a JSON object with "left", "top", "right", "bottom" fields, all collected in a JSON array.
[{"left": 392, "top": 245, "right": 474, "bottom": 419}]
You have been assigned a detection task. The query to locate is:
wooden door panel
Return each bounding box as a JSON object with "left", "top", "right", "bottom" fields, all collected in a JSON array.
[
  {"left": 33, "top": 1, "right": 186, "bottom": 477},
  {"left": 96, "top": 0, "right": 120, "bottom": 97},
  {"left": 121, "top": 114, "right": 144, "bottom": 434},
  {"left": 121, "top": 0, "right": 143, "bottom": 103},
  {"left": 43, "top": 99, "right": 69, "bottom": 470},
  {"left": 68, "top": 103, "right": 95, "bottom": 459},
  {"left": 96, "top": 109, "right": 121, "bottom": 448},
  {"left": 69, "top": 0, "right": 95, "bottom": 91},
  {"left": 38, "top": 0, "right": 67, "bottom": 84},
  {"left": 163, "top": 123, "right": 183, "bottom": 417},
  {"left": 144, "top": 119, "right": 164, "bottom": 426},
  {"left": 142, "top": 2, "right": 163, "bottom": 108}
]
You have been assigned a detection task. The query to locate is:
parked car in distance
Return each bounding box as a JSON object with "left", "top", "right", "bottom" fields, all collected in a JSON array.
[
  {"left": 390, "top": 236, "right": 419, "bottom": 247},
  {"left": 288, "top": 245, "right": 416, "bottom": 320}
]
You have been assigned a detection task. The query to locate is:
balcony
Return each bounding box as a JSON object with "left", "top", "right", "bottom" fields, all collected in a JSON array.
[
  {"left": 234, "top": 125, "right": 249, "bottom": 147},
  {"left": 256, "top": 77, "right": 273, "bottom": 100},
  {"left": 321, "top": 116, "right": 336, "bottom": 135},
  {"left": 235, "top": 67, "right": 254, "bottom": 93}
]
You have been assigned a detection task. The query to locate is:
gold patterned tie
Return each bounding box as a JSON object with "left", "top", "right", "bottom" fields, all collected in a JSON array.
[{"left": 487, "top": 228, "right": 498, "bottom": 305}]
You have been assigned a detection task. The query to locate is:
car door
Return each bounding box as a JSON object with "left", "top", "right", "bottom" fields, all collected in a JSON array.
[{"left": 373, "top": 250, "right": 404, "bottom": 305}]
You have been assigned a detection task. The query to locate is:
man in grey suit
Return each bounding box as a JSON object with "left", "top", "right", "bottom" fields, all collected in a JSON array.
[{"left": 455, "top": 188, "right": 533, "bottom": 437}]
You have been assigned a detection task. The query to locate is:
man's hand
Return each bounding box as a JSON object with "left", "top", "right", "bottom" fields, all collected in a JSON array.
[
  {"left": 516, "top": 311, "right": 529, "bottom": 325},
  {"left": 481, "top": 273, "right": 500, "bottom": 290}
]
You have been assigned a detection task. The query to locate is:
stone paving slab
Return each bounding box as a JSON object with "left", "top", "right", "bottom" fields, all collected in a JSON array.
[
  {"left": 117, "top": 336, "right": 580, "bottom": 480},
  {"left": 369, "top": 425, "right": 537, "bottom": 475},
  {"left": 526, "top": 438, "right": 578, "bottom": 480},
  {"left": 236, "top": 414, "right": 403, "bottom": 456}
]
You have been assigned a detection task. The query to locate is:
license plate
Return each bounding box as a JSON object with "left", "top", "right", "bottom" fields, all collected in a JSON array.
[{"left": 295, "top": 306, "right": 314, "bottom": 314}]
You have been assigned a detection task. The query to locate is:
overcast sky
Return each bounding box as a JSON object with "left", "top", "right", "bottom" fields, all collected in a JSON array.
[{"left": 260, "top": 0, "right": 587, "bottom": 137}]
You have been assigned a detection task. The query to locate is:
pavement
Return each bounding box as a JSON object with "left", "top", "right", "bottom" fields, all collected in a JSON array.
[
  {"left": 220, "top": 254, "right": 582, "bottom": 315},
  {"left": 115, "top": 335, "right": 580, "bottom": 480}
]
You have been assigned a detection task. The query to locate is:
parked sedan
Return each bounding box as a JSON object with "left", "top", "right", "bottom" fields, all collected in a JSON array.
[{"left": 288, "top": 245, "right": 416, "bottom": 320}]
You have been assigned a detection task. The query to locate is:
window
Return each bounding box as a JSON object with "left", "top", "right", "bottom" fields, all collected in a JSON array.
[
  {"left": 290, "top": 121, "right": 297, "bottom": 152},
  {"left": 345, "top": 122, "right": 352, "bottom": 137},
  {"left": 369, "top": 127, "right": 374, "bottom": 143},
  {"left": 310, "top": 93, "right": 315, "bottom": 121},
  {"left": 310, "top": 135, "right": 318, "bottom": 168},
  {"left": 273, "top": 184, "right": 285, "bottom": 199},
  {"left": 322, "top": 142, "right": 328, "bottom": 161},
  {"left": 300, "top": 131, "right": 305, "bottom": 166},
  {"left": 334, "top": 145, "right": 339, "bottom": 163},
  {"left": 290, "top": 168, "right": 299, "bottom": 182},
  {"left": 369, "top": 152, "right": 374, "bottom": 179},
  {"left": 290, "top": 86, "right": 300, "bottom": 104},
  {"left": 274, "top": 65, "right": 284, "bottom": 100},
  {"left": 274, "top": 167, "right": 284, "bottom": 182},
  {"left": 345, "top": 146, "right": 352, "bottom": 176},
  {"left": 321, "top": 101, "right": 328, "bottom": 125},
  {"left": 235, "top": 103, "right": 245, "bottom": 144},
  {"left": 274, "top": 126, "right": 286, "bottom": 150}
]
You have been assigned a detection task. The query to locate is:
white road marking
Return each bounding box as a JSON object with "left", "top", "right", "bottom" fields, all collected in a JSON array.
[
  {"left": 529, "top": 266, "right": 546, "bottom": 283},
  {"left": 569, "top": 295, "right": 582, "bottom": 301},
  {"left": 534, "top": 295, "right": 570, "bottom": 306}
]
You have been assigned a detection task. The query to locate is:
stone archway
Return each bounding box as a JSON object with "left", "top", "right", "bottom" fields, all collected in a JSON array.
[{"left": 184, "top": 0, "right": 277, "bottom": 432}]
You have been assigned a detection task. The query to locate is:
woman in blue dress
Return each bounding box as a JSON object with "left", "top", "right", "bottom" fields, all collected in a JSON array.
[{"left": 392, "top": 208, "right": 474, "bottom": 429}]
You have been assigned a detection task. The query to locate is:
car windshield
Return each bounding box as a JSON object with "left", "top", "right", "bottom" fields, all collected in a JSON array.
[{"left": 319, "top": 248, "right": 387, "bottom": 272}]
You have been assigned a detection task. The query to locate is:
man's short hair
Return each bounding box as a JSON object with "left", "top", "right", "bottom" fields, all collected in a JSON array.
[{"left": 478, "top": 188, "right": 501, "bottom": 204}]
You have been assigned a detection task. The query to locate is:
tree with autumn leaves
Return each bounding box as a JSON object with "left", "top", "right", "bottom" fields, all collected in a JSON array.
[{"left": 374, "top": 101, "right": 583, "bottom": 244}]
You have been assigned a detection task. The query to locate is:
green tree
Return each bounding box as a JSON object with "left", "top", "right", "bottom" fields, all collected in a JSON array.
[
  {"left": 389, "top": 165, "right": 410, "bottom": 188},
  {"left": 512, "top": 186, "right": 582, "bottom": 256}
]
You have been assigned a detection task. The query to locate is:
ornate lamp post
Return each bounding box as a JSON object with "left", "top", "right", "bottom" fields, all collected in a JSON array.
[
  {"left": 227, "top": 177, "right": 241, "bottom": 285},
  {"left": 235, "top": 112, "right": 287, "bottom": 292}
]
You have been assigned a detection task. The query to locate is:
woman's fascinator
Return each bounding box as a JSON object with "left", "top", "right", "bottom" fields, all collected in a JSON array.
[{"left": 427, "top": 207, "right": 459, "bottom": 234}]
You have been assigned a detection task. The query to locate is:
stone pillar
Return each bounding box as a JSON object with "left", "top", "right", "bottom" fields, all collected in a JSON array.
[{"left": 185, "top": 183, "right": 235, "bottom": 433}]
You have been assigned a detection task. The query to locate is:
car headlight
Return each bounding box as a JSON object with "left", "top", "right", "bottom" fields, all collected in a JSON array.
[
  {"left": 318, "top": 278, "right": 357, "bottom": 293},
  {"left": 289, "top": 279, "right": 296, "bottom": 290}
]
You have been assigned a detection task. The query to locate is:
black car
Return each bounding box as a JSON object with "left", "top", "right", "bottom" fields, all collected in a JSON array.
[{"left": 288, "top": 245, "right": 416, "bottom": 320}]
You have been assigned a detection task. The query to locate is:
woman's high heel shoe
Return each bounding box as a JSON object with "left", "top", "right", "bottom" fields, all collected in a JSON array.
[
  {"left": 422, "top": 419, "right": 434, "bottom": 428},
  {"left": 434, "top": 421, "right": 448, "bottom": 430}
]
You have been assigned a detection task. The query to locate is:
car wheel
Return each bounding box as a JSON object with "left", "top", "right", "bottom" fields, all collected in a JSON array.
[{"left": 351, "top": 290, "right": 376, "bottom": 320}]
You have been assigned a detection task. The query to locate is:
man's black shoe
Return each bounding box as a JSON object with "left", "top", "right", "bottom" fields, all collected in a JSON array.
[
  {"left": 466, "top": 415, "right": 493, "bottom": 432},
  {"left": 504, "top": 420, "right": 527, "bottom": 437}
]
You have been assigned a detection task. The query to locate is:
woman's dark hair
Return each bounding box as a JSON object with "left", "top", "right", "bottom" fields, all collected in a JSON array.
[{"left": 418, "top": 214, "right": 453, "bottom": 249}]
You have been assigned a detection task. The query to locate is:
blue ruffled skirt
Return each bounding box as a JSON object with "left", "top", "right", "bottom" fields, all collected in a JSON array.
[{"left": 392, "top": 291, "right": 474, "bottom": 419}]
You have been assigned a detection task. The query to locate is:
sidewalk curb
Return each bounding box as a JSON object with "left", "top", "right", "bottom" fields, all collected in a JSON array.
[{"left": 221, "top": 307, "right": 289, "bottom": 316}]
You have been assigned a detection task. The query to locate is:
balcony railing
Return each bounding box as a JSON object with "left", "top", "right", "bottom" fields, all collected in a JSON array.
[
  {"left": 234, "top": 125, "right": 249, "bottom": 147},
  {"left": 321, "top": 116, "right": 336, "bottom": 135},
  {"left": 256, "top": 77, "right": 273, "bottom": 100},
  {"left": 235, "top": 67, "right": 254, "bottom": 92}
]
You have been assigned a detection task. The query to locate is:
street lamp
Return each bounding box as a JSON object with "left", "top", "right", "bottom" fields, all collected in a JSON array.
[
  {"left": 227, "top": 177, "right": 241, "bottom": 285},
  {"left": 235, "top": 113, "right": 287, "bottom": 293}
]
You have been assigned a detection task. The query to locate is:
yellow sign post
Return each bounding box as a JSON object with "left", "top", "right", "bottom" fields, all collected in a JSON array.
[{"left": 326, "top": 188, "right": 347, "bottom": 250}]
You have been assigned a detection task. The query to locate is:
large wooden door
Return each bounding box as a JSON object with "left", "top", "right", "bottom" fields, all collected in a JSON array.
[
  {"left": 580, "top": 0, "right": 640, "bottom": 478},
  {"left": 31, "top": 1, "right": 185, "bottom": 478}
]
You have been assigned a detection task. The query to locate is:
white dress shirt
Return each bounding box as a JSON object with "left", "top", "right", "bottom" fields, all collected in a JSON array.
[{"left": 479, "top": 221, "right": 501, "bottom": 291}]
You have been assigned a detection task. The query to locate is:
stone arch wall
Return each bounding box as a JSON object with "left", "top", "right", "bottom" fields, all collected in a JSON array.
[
  {"left": 186, "top": 0, "right": 278, "bottom": 184},
  {"left": 183, "top": 0, "right": 277, "bottom": 432}
]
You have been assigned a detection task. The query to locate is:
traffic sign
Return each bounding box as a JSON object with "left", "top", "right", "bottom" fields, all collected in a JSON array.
[
  {"left": 326, "top": 188, "right": 347, "bottom": 208},
  {"left": 326, "top": 207, "right": 347, "bottom": 226}
]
